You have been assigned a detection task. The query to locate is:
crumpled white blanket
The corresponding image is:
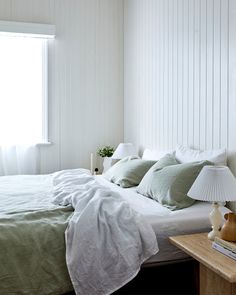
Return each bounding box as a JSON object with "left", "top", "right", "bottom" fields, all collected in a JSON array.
[{"left": 53, "top": 169, "right": 158, "bottom": 295}]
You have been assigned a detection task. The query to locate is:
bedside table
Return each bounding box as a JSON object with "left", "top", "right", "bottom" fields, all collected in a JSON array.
[{"left": 169, "top": 233, "right": 236, "bottom": 295}]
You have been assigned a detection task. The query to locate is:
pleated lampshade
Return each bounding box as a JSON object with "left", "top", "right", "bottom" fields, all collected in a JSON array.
[{"left": 188, "top": 166, "right": 236, "bottom": 202}]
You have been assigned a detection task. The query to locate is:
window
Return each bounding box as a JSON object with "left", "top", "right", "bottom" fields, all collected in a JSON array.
[{"left": 0, "top": 21, "right": 55, "bottom": 145}]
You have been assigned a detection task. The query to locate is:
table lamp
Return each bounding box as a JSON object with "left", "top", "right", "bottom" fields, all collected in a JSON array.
[
  {"left": 112, "top": 143, "right": 136, "bottom": 160},
  {"left": 187, "top": 166, "right": 236, "bottom": 241}
]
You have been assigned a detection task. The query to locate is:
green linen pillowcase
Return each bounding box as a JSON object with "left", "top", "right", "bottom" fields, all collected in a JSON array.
[
  {"left": 104, "top": 156, "right": 156, "bottom": 188},
  {"left": 137, "top": 153, "right": 179, "bottom": 196},
  {"left": 137, "top": 160, "right": 211, "bottom": 210}
]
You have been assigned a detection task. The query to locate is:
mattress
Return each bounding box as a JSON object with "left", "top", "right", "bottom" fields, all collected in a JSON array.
[{"left": 95, "top": 175, "right": 230, "bottom": 263}]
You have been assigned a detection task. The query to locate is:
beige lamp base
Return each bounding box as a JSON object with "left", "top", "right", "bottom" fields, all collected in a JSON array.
[{"left": 208, "top": 202, "right": 222, "bottom": 241}]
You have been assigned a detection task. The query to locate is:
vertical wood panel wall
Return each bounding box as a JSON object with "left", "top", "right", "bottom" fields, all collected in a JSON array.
[
  {"left": 0, "top": 0, "right": 124, "bottom": 173},
  {"left": 124, "top": 0, "right": 236, "bottom": 174}
]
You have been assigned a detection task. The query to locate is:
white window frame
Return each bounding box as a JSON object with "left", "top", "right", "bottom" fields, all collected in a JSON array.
[
  {"left": 0, "top": 20, "right": 55, "bottom": 39},
  {"left": 42, "top": 40, "right": 49, "bottom": 143}
]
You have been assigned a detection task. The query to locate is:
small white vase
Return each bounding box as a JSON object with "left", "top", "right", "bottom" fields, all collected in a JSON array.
[{"left": 103, "top": 157, "right": 112, "bottom": 173}]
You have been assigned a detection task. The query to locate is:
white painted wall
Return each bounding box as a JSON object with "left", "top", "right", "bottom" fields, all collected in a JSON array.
[
  {"left": 124, "top": 0, "right": 236, "bottom": 175},
  {"left": 124, "top": 0, "right": 236, "bottom": 212},
  {"left": 0, "top": 0, "right": 124, "bottom": 173}
]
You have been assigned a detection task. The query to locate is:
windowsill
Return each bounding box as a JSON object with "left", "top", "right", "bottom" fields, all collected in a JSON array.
[{"left": 36, "top": 142, "right": 52, "bottom": 147}]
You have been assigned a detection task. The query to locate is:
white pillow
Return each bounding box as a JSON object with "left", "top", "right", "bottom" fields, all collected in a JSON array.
[
  {"left": 142, "top": 148, "right": 175, "bottom": 161},
  {"left": 175, "top": 145, "right": 227, "bottom": 165}
]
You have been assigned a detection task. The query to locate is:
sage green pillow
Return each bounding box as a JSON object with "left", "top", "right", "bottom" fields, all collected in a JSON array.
[
  {"left": 137, "top": 160, "right": 211, "bottom": 210},
  {"left": 104, "top": 156, "right": 156, "bottom": 188},
  {"left": 137, "top": 154, "right": 179, "bottom": 196}
]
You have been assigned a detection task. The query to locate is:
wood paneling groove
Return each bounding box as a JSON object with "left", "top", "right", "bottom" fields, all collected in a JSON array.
[{"left": 124, "top": 0, "right": 236, "bottom": 174}]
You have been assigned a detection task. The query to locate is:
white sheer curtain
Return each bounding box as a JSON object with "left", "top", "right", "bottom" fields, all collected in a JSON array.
[
  {"left": 0, "top": 35, "right": 47, "bottom": 176},
  {"left": 0, "top": 145, "right": 39, "bottom": 176}
]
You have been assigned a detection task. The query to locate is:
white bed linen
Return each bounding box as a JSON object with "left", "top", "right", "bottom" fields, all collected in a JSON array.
[
  {"left": 52, "top": 169, "right": 158, "bottom": 295},
  {"left": 1, "top": 172, "right": 230, "bottom": 267},
  {"left": 95, "top": 175, "right": 230, "bottom": 263}
]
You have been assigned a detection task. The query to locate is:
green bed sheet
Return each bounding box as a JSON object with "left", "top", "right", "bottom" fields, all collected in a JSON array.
[{"left": 0, "top": 174, "right": 74, "bottom": 295}]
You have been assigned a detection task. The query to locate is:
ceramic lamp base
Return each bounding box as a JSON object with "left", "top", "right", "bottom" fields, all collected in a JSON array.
[{"left": 208, "top": 202, "right": 222, "bottom": 241}]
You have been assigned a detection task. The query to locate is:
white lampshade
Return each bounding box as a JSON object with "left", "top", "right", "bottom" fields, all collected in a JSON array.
[
  {"left": 188, "top": 166, "right": 236, "bottom": 202},
  {"left": 112, "top": 143, "right": 136, "bottom": 160}
]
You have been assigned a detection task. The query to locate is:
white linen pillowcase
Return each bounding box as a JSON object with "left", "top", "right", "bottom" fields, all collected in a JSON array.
[
  {"left": 175, "top": 145, "right": 227, "bottom": 165},
  {"left": 142, "top": 148, "right": 175, "bottom": 161}
]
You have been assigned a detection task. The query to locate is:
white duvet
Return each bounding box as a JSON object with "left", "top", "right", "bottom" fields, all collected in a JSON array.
[{"left": 52, "top": 169, "right": 158, "bottom": 295}]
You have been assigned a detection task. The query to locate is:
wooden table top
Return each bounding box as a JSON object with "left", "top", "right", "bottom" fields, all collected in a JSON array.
[{"left": 169, "top": 233, "right": 236, "bottom": 283}]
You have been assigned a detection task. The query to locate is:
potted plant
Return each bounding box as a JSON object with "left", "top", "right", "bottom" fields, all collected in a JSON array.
[{"left": 97, "top": 146, "right": 115, "bottom": 172}]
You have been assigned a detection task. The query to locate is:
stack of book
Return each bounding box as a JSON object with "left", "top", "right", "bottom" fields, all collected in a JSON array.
[{"left": 212, "top": 237, "right": 236, "bottom": 260}]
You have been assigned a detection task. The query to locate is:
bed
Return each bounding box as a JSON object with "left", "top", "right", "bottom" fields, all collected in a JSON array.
[
  {"left": 0, "top": 174, "right": 73, "bottom": 295},
  {"left": 0, "top": 170, "right": 229, "bottom": 295},
  {"left": 96, "top": 175, "right": 229, "bottom": 264},
  {"left": 0, "top": 146, "right": 231, "bottom": 294}
]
